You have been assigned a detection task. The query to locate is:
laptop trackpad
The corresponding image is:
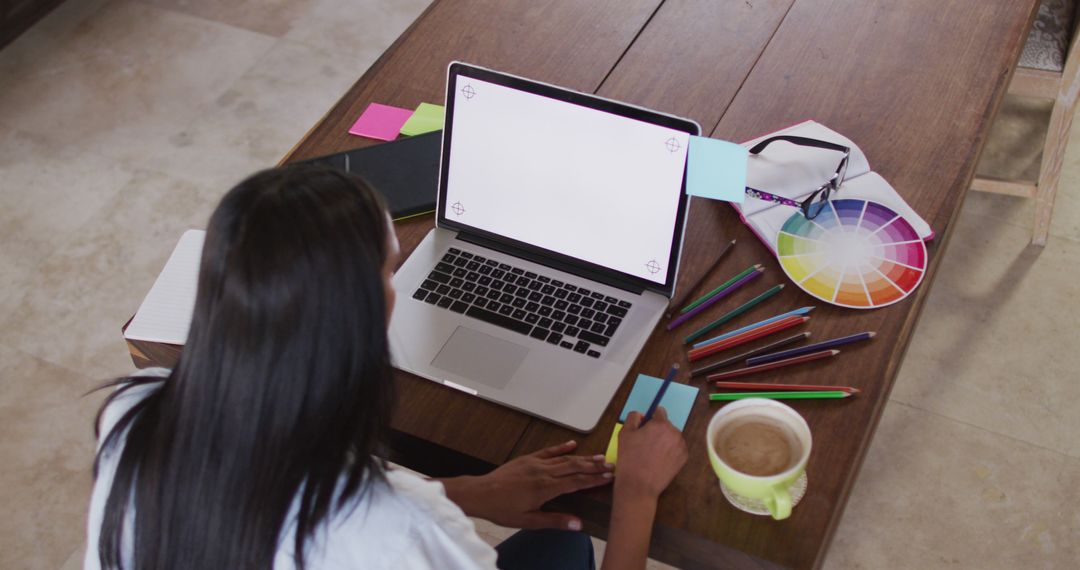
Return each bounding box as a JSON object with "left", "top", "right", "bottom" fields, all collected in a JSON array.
[{"left": 430, "top": 326, "right": 527, "bottom": 390}]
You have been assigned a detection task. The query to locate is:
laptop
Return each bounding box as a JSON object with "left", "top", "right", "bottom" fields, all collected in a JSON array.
[{"left": 388, "top": 62, "right": 700, "bottom": 432}]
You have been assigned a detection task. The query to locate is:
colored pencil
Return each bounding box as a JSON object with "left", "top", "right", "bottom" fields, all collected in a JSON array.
[
  {"left": 683, "top": 283, "right": 786, "bottom": 344},
  {"left": 689, "top": 332, "right": 812, "bottom": 377},
  {"left": 713, "top": 381, "right": 860, "bottom": 394},
  {"left": 709, "top": 391, "right": 852, "bottom": 401},
  {"left": 688, "top": 315, "right": 810, "bottom": 362},
  {"left": 706, "top": 349, "right": 839, "bottom": 381},
  {"left": 689, "top": 304, "right": 812, "bottom": 348},
  {"left": 666, "top": 239, "right": 736, "bottom": 318},
  {"left": 746, "top": 331, "right": 876, "bottom": 366},
  {"left": 666, "top": 267, "right": 763, "bottom": 330},
  {"left": 643, "top": 363, "right": 679, "bottom": 424},
  {"left": 679, "top": 264, "right": 762, "bottom": 314}
]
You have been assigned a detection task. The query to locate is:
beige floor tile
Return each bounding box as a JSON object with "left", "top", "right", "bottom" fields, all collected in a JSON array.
[
  {"left": 975, "top": 95, "right": 1051, "bottom": 182},
  {"left": 891, "top": 204, "right": 1080, "bottom": 458},
  {"left": 57, "top": 546, "right": 85, "bottom": 570},
  {"left": 137, "top": 0, "right": 320, "bottom": 37},
  {"left": 0, "top": 1, "right": 275, "bottom": 166},
  {"left": 58, "top": 545, "right": 86, "bottom": 570},
  {"left": 969, "top": 95, "right": 1080, "bottom": 242},
  {"left": 0, "top": 127, "right": 135, "bottom": 320},
  {"left": 136, "top": 38, "right": 384, "bottom": 190},
  {"left": 284, "top": 0, "right": 431, "bottom": 57},
  {"left": 0, "top": 169, "right": 219, "bottom": 379},
  {"left": 0, "top": 0, "right": 113, "bottom": 74},
  {"left": 823, "top": 403, "right": 1079, "bottom": 569},
  {"left": 0, "top": 345, "right": 103, "bottom": 570}
]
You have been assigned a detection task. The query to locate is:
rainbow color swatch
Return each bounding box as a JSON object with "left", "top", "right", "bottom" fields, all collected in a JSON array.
[{"left": 776, "top": 199, "right": 927, "bottom": 309}]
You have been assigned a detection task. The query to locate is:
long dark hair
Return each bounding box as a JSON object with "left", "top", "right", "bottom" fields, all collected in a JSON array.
[{"left": 94, "top": 164, "right": 395, "bottom": 569}]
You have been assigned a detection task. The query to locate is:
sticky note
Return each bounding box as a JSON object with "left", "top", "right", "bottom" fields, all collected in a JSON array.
[
  {"left": 618, "top": 374, "right": 699, "bottom": 431},
  {"left": 348, "top": 103, "right": 414, "bottom": 141},
  {"left": 605, "top": 423, "right": 623, "bottom": 465},
  {"left": 399, "top": 103, "right": 445, "bottom": 136},
  {"left": 687, "top": 136, "right": 748, "bottom": 203}
]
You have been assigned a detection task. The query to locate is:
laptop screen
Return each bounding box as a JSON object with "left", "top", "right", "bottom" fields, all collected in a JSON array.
[{"left": 439, "top": 66, "right": 695, "bottom": 290}]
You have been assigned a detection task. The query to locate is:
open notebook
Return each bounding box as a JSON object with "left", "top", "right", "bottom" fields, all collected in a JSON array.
[
  {"left": 733, "top": 121, "right": 933, "bottom": 255},
  {"left": 124, "top": 230, "right": 203, "bottom": 345}
]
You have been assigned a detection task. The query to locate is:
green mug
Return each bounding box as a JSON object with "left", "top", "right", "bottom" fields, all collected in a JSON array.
[{"left": 706, "top": 398, "right": 812, "bottom": 520}]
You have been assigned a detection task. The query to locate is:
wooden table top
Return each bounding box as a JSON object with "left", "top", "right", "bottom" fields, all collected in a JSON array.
[{"left": 125, "top": 1, "right": 1039, "bottom": 568}]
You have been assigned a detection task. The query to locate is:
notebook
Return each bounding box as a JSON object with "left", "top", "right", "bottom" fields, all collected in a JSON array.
[
  {"left": 124, "top": 229, "right": 204, "bottom": 345},
  {"left": 296, "top": 130, "right": 441, "bottom": 220},
  {"left": 733, "top": 121, "right": 933, "bottom": 255}
]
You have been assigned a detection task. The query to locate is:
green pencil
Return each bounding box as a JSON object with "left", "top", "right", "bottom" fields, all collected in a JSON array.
[
  {"left": 709, "top": 391, "right": 851, "bottom": 401},
  {"left": 684, "top": 284, "right": 785, "bottom": 344},
  {"left": 679, "top": 264, "right": 761, "bottom": 314}
]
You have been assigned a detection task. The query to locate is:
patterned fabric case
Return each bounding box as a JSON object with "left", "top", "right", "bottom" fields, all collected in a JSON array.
[
  {"left": 1019, "top": 0, "right": 1077, "bottom": 72},
  {"left": 732, "top": 121, "right": 933, "bottom": 258}
]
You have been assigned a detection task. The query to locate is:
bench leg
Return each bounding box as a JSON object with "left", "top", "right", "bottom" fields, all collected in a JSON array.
[{"left": 1032, "top": 99, "right": 1075, "bottom": 246}]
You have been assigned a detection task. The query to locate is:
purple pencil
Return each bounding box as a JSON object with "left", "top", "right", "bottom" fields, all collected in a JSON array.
[{"left": 666, "top": 266, "right": 764, "bottom": 330}]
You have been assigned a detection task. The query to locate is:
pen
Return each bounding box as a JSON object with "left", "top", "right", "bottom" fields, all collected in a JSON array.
[{"left": 642, "top": 363, "right": 679, "bottom": 424}]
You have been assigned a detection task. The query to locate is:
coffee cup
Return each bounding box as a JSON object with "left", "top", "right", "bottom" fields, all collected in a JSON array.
[{"left": 706, "top": 398, "right": 812, "bottom": 520}]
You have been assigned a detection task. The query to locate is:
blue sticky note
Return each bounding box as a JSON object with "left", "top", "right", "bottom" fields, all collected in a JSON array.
[
  {"left": 687, "top": 136, "right": 748, "bottom": 203},
  {"left": 618, "top": 374, "right": 699, "bottom": 431}
]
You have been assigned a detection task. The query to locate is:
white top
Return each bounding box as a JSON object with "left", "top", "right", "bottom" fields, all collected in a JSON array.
[{"left": 84, "top": 368, "right": 499, "bottom": 570}]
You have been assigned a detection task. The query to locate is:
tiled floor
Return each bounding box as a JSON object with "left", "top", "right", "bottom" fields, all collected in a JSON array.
[{"left": 1, "top": 2, "right": 1078, "bottom": 568}]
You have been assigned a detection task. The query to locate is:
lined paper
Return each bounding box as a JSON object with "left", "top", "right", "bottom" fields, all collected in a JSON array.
[{"left": 124, "top": 230, "right": 204, "bottom": 344}]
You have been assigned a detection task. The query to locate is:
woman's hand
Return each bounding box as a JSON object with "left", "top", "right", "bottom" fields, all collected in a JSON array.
[
  {"left": 440, "top": 440, "right": 613, "bottom": 531},
  {"left": 613, "top": 408, "right": 688, "bottom": 501}
]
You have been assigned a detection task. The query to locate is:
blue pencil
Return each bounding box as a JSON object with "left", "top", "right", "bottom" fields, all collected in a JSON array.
[
  {"left": 642, "top": 363, "right": 679, "bottom": 425},
  {"left": 746, "top": 331, "right": 876, "bottom": 366},
  {"left": 691, "top": 307, "right": 816, "bottom": 348}
]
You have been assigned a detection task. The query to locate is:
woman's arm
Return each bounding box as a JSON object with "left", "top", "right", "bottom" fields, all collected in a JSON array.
[
  {"left": 601, "top": 408, "right": 688, "bottom": 570},
  {"left": 439, "top": 440, "right": 614, "bottom": 531}
]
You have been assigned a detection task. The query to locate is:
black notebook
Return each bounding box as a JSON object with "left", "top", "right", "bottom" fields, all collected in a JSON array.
[{"left": 296, "top": 131, "right": 441, "bottom": 220}]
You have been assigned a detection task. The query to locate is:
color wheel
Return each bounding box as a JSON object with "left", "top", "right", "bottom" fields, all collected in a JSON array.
[{"left": 776, "top": 199, "right": 927, "bottom": 309}]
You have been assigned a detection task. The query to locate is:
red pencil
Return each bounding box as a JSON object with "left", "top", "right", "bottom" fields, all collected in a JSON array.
[
  {"left": 706, "top": 350, "right": 839, "bottom": 381},
  {"left": 688, "top": 316, "right": 809, "bottom": 362},
  {"left": 712, "top": 381, "right": 860, "bottom": 394}
]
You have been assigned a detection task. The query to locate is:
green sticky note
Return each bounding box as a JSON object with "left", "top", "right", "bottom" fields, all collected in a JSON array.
[
  {"left": 687, "top": 136, "right": 748, "bottom": 203},
  {"left": 399, "top": 103, "right": 445, "bottom": 136},
  {"left": 618, "top": 374, "right": 699, "bottom": 431}
]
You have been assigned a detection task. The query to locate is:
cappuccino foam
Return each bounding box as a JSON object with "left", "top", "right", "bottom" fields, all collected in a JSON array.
[{"left": 715, "top": 416, "right": 801, "bottom": 477}]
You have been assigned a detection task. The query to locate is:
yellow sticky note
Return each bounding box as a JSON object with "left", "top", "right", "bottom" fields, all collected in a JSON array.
[
  {"left": 399, "top": 102, "right": 444, "bottom": 136},
  {"left": 605, "top": 423, "right": 623, "bottom": 465}
]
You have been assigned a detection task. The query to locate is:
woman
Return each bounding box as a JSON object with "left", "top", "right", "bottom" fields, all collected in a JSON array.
[{"left": 86, "top": 164, "right": 687, "bottom": 569}]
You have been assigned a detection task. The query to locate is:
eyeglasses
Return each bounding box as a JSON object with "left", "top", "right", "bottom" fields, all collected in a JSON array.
[{"left": 743, "top": 135, "right": 850, "bottom": 219}]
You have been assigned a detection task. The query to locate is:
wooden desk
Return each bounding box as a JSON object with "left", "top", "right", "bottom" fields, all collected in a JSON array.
[{"left": 125, "top": 1, "right": 1038, "bottom": 567}]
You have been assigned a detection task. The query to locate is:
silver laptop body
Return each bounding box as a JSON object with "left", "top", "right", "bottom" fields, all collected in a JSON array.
[{"left": 388, "top": 62, "right": 700, "bottom": 432}]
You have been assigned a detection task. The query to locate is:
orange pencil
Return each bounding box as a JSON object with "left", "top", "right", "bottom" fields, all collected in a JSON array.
[
  {"left": 688, "top": 315, "right": 809, "bottom": 362},
  {"left": 706, "top": 350, "right": 839, "bottom": 381},
  {"left": 712, "top": 381, "right": 859, "bottom": 394}
]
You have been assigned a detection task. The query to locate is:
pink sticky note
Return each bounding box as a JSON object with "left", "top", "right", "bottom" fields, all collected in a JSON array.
[{"left": 348, "top": 103, "right": 414, "bottom": 141}]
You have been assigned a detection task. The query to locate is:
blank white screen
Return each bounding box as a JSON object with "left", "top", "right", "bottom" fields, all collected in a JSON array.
[{"left": 444, "top": 77, "right": 689, "bottom": 285}]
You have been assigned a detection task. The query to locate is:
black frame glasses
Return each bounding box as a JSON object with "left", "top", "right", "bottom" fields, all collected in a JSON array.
[{"left": 743, "top": 135, "right": 851, "bottom": 219}]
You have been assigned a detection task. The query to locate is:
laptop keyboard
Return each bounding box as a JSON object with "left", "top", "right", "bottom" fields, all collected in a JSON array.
[{"left": 411, "top": 247, "right": 632, "bottom": 358}]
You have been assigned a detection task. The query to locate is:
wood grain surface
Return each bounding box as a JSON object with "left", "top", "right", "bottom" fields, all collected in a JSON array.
[
  {"left": 127, "top": 0, "right": 1039, "bottom": 567},
  {"left": 509, "top": 1, "right": 1039, "bottom": 568}
]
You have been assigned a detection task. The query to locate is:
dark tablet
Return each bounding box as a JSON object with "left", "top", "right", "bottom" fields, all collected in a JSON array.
[{"left": 296, "top": 131, "right": 441, "bottom": 220}]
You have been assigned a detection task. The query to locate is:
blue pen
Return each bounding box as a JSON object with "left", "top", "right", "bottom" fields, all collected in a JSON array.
[
  {"left": 642, "top": 364, "right": 679, "bottom": 424},
  {"left": 691, "top": 306, "right": 816, "bottom": 349}
]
